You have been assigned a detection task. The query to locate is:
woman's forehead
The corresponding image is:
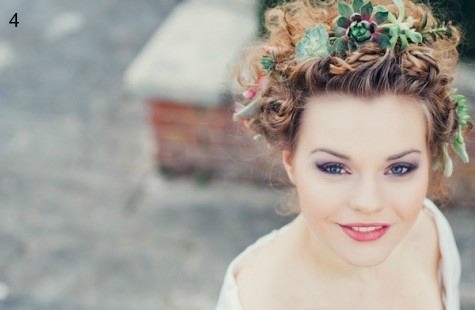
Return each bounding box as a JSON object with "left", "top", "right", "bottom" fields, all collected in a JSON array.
[
  {"left": 303, "top": 93, "right": 426, "bottom": 129},
  {"left": 299, "top": 94, "right": 428, "bottom": 153}
]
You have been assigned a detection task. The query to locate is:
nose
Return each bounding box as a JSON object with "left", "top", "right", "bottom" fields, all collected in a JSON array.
[{"left": 348, "top": 175, "right": 384, "bottom": 214}]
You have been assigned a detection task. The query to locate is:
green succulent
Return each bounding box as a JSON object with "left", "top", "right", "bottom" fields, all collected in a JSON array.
[
  {"left": 332, "top": 0, "right": 391, "bottom": 55},
  {"left": 378, "top": 0, "right": 423, "bottom": 49},
  {"left": 295, "top": 24, "right": 330, "bottom": 60},
  {"left": 348, "top": 20, "right": 373, "bottom": 42},
  {"left": 293, "top": 0, "right": 456, "bottom": 60},
  {"left": 261, "top": 52, "right": 276, "bottom": 74},
  {"left": 330, "top": 0, "right": 429, "bottom": 54},
  {"left": 450, "top": 93, "right": 471, "bottom": 163}
]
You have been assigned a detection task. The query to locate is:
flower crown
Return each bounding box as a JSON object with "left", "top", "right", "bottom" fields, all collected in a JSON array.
[{"left": 233, "top": 0, "right": 472, "bottom": 177}]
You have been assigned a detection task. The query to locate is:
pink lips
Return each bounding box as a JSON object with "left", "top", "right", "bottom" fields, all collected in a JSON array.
[{"left": 339, "top": 223, "right": 390, "bottom": 242}]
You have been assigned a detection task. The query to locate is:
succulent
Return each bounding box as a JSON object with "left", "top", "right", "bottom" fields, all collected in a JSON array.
[
  {"left": 331, "top": 0, "right": 391, "bottom": 54},
  {"left": 261, "top": 51, "right": 277, "bottom": 74},
  {"left": 251, "top": 0, "right": 471, "bottom": 174},
  {"left": 384, "top": 0, "right": 424, "bottom": 49},
  {"left": 454, "top": 93, "right": 471, "bottom": 129},
  {"left": 450, "top": 93, "right": 471, "bottom": 163},
  {"left": 329, "top": 0, "right": 430, "bottom": 55},
  {"left": 295, "top": 24, "right": 331, "bottom": 60}
]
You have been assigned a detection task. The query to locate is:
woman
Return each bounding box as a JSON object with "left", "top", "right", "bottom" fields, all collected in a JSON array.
[{"left": 217, "top": 0, "right": 472, "bottom": 309}]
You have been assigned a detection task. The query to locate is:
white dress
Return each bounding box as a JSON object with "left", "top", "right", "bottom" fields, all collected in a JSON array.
[{"left": 216, "top": 198, "right": 461, "bottom": 310}]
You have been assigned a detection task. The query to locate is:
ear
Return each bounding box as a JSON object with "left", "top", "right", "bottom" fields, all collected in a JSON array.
[{"left": 282, "top": 149, "right": 296, "bottom": 185}]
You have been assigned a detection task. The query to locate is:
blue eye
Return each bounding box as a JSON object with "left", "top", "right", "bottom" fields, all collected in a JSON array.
[
  {"left": 388, "top": 163, "right": 417, "bottom": 176},
  {"left": 316, "top": 163, "right": 348, "bottom": 175}
]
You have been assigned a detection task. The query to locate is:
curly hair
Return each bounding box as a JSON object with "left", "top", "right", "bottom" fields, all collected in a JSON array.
[{"left": 233, "top": 0, "right": 473, "bottom": 205}]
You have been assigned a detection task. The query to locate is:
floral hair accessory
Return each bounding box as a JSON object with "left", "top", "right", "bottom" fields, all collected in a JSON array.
[
  {"left": 261, "top": 46, "right": 277, "bottom": 74},
  {"left": 296, "top": 24, "right": 331, "bottom": 60},
  {"left": 233, "top": 75, "right": 268, "bottom": 122},
  {"left": 234, "top": 0, "right": 472, "bottom": 156},
  {"left": 293, "top": 0, "right": 453, "bottom": 61},
  {"left": 433, "top": 91, "right": 472, "bottom": 178},
  {"left": 451, "top": 92, "right": 471, "bottom": 164}
]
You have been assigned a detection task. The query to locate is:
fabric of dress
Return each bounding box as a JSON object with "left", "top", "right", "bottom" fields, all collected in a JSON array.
[{"left": 215, "top": 198, "right": 461, "bottom": 310}]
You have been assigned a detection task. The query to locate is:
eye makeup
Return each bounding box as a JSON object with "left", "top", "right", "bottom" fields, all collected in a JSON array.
[
  {"left": 387, "top": 163, "right": 419, "bottom": 176},
  {"left": 315, "top": 162, "right": 419, "bottom": 176},
  {"left": 315, "top": 162, "right": 349, "bottom": 175}
]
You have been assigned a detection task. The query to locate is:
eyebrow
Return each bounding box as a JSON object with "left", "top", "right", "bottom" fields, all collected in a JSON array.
[{"left": 310, "top": 148, "right": 421, "bottom": 161}]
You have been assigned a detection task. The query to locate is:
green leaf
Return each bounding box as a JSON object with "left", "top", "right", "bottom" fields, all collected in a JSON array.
[
  {"left": 451, "top": 128, "right": 470, "bottom": 163},
  {"left": 389, "top": 29, "right": 398, "bottom": 48},
  {"left": 330, "top": 37, "right": 348, "bottom": 56},
  {"left": 360, "top": 2, "right": 373, "bottom": 19},
  {"left": 336, "top": 16, "right": 351, "bottom": 28},
  {"left": 376, "top": 33, "right": 391, "bottom": 48},
  {"left": 233, "top": 98, "right": 260, "bottom": 120},
  {"left": 352, "top": 0, "right": 364, "bottom": 12},
  {"left": 406, "top": 29, "right": 422, "bottom": 43},
  {"left": 373, "top": 5, "right": 387, "bottom": 13},
  {"left": 387, "top": 11, "right": 397, "bottom": 23},
  {"left": 338, "top": 1, "right": 353, "bottom": 19},
  {"left": 424, "top": 24, "right": 453, "bottom": 41},
  {"left": 453, "top": 93, "right": 471, "bottom": 128},
  {"left": 334, "top": 26, "right": 347, "bottom": 37},
  {"left": 380, "top": 26, "right": 391, "bottom": 35},
  {"left": 399, "top": 34, "right": 408, "bottom": 49},
  {"left": 261, "top": 53, "right": 276, "bottom": 73},
  {"left": 405, "top": 16, "right": 415, "bottom": 28},
  {"left": 392, "top": 0, "right": 405, "bottom": 21},
  {"left": 348, "top": 40, "right": 358, "bottom": 52},
  {"left": 373, "top": 10, "right": 388, "bottom": 24}
]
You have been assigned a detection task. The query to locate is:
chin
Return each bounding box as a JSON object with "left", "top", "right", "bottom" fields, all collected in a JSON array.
[
  {"left": 345, "top": 255, "right": 389, "bottom": 267},
  {"left": 339, "top": 246, "right": 394, "bottom": 268}
]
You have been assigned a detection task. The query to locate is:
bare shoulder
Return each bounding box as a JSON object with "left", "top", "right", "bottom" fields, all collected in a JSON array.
[{"left": 235, "top": 228, "right": 293, "bottom": 310}]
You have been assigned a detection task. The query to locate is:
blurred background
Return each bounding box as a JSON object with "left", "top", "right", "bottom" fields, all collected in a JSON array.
[{"left": 0, "top": 0, "right": 474, "bottom": 309}]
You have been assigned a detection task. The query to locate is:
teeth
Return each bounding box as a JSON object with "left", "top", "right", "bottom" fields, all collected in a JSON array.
[{"left": 350, "top": 226, "right": 382, "bottom": 232}]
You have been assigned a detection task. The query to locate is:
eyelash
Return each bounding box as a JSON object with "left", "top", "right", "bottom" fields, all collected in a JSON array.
[{"left": 316, "top": 162, "right": 418, "bottom": 176}]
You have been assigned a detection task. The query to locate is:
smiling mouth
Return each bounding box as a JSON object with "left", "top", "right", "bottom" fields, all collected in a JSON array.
[
  {"left": 348, "top": 226, "right": 383, "bottom": 232},
  {"left": 338, "top": 224, "right": 390, "bottom": 242}
]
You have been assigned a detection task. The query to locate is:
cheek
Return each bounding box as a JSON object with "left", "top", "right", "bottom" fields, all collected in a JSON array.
[
  {"left": 385, "top": 170, "right": 429, "bottom": 217},
  {"left": 295, "top": 173, "right": 347, "bottom": 220}
]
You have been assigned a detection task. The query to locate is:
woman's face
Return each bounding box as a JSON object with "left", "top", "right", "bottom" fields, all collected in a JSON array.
[{"left": 282, "top": 93, "right": 431, "bottom": 267}]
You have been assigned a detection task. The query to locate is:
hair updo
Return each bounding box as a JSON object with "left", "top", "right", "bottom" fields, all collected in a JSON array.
[{"left": 232, "top": 0, "right": 473, "bottom": 203}]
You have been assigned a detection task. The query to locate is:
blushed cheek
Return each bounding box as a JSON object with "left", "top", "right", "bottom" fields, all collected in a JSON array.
[
  {"left": 386, "top": 177, "right": 428, "bottom": 219},
  {"left": 297, "top": 179, "right": 344, "bottom": 221}
]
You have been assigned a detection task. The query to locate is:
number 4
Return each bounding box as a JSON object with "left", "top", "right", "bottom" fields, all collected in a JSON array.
[{"left": 10, "top": 13, "right": 19, "bottom": 27}]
